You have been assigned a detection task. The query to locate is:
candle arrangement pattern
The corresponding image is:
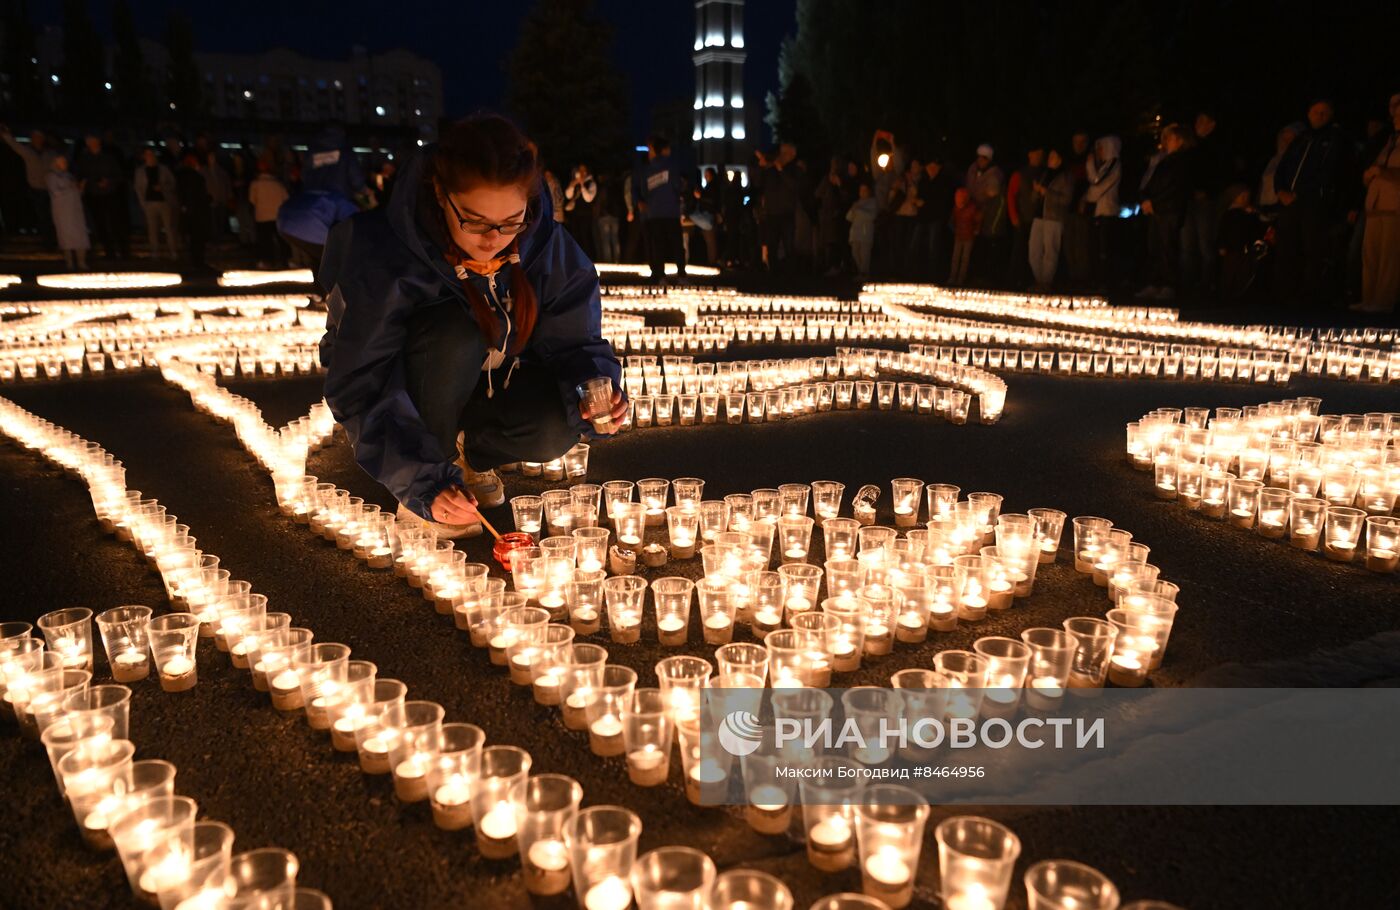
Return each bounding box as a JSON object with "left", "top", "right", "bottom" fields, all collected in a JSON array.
[
  {"left": 15, "top": 279, "right": 1358, "bottom": 910},
  {"left": 1126, "top": 397, "right": 1398, "bottom": 574}
]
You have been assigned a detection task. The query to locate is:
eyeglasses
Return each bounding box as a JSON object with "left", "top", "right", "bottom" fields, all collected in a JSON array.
[{"left": 443, "top": 193, "right": 530, "bottom": 236}]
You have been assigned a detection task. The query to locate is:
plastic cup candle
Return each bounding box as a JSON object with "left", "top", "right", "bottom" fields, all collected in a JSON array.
[
  {"left": 95, "top": 606, "right": 152, "bottom": 682},
  {"left": 426, "top": 723, "right": 485, "bottom": 831},
  {"left": 1071, "top": 516, "right": 1113, "bottom": 574},
  {"left": 110, "top": 795, "right": 197, "bottom": 890},
  {"left": 855, "top": 786, "right": 930, "bottom": 909},
  {"left": 385, "top": 700, "right": 444, "bottom": 802},
  {"left": 935, "top": 815, "right": 1021, "bottom": 910},
  {"left": 1288, "top": 496, "right": 1326, "bottom": 550},
  {"left": 59, "top": 738, "right": 136, "bottom": 848},
  {"left": 512, "top": 774, "right": 582, "bottom": 895},
  {"left": 821, "top": 517, "right": 859, "bottom": 561},
  {"left": 687, "top": 577, "right": 734, "bottom": 645},
  {"left": 565, "top": 807, "right": 642, "bottom": 910},
  {"left": 564, "top": 570, "right": 605, "bottom": 636},
  {"left": 800, "top": 758, "right": 864, "bottom": 872},
  {"left": 579, "top": 377, "right": 616, "bottom": 433},
  {"left": 665, "top": 506, "right": 699, "bottom": 558},
  {"left": 697, "top": 500, "right": 731, "bottom": 543},
  {"left": 742, "top": 741, "right": 796, "bottom": 835},
  {"left": 559, "top": 643, "right": 609, "bottom": 731},
  {"left": 1364, "top": 517, "right": 1400, "bottom": 574},
  {"left": 601, "top": 480, "right": 635, "bottom": 524},
  {"left": 1323, "top": 506, "right": 1366, "bottom": 562},
  {"left": 764, "top": 630, "right": 810, "bottom": 689},
  {"left": 1062, "top": 617, "right": 1117, "bottom": 692},
  {"left": 889, "top": 478, "right": 922, "bottom": 528},
  {"left": 631, "top": 847, "right": 716, "bottom": 910},
  {"left": 1023, "top": 859, "right": 1121, "bottom": 910},
  {"left": 219, "top": 848, "right": 299, "bottom": 908},
  {"left": 1227, "top": 478, "right": 1264, "bottom": 529},
  {"left": 511, "top": 495, "right": 544, "bottom": 536},
  {"left": 327, "top": 671, "right": 393, "bottom": 751},
  {"left": 571, "top": 526, "right": 610, "bottom": 574},
  {"left": 148, "top": 613, "right": 200, "bottom": 693},
  {"left": 973, "top": 637, "right": 1031, "bottom": 717},
  {"left": 586, "top": 665, "right": 637, "bottom": 756},
  {"left": 777, "top": 515, "right": 815, "bottom": 564},
  {"left": 292, "top": 643, "right": 352, "bottom": 727},
  {"left": 623, "top": 688, "right": 673, "bottom": 786},
  {"left": 470, "top": 745, "right": 532, "bottom": 859},
  {"left": 603, "top": 576, "right": 646, "bottom": 644},
  {"left": 638, "top": 478, "right": 671, "bottom": 526},
  {"left": 41, "top": 713, "right": 116, "bottom": 798},
  {"left": 651, "top": 577, "right": 695, "bottom": 646},
  {"left": 1019, "top": 627, "right": 1075, "bottom": 709},
  {"left": 252, "top": 627, "right": 312, "bottom": 693},
  {"left": 716, "top": 643, "right": 769, "bottom": 685},
  {"left": 37, "top": 608, "right": 94, "bottom": 672},
  {"left": 527, "top": 626, "right": 575, "bottom": 705},
  {"left": 1256, "top": 487, "right": 1291, "bottom": 539},
  {"left": 778, "top": 563, "right": 823, "bottom": 617},
  {"left": 672, "top": 477, "right": 705, "bottom": 514},
  {"left": 655, "top": 655, "right": 712, "bottom": 729}
]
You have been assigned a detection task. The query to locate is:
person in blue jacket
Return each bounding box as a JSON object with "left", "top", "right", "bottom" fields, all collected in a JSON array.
[
  {"left": 634, "top": 135, "right": 686, "bottom": 284},
  {"left": 319, "top": 113, "right": 627, "bottom": 538},
  {"left": 278, "top": 124, "right": 367, "bottom": 295}
]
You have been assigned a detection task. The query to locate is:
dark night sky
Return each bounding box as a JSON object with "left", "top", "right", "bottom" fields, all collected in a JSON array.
[{"left": 29, "top": 0, "right": 797, "bottom": 142}]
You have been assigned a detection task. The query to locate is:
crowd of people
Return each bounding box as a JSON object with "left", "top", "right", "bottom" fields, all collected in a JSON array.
[
  {"left": 1, "top": 91, "right": 1396, "bottom": 316},
  {"left": 0, "top": 124, "right": 398, "bottom": 275},
  {"left": 551, "top": 94, "right": 1397, "bottom": 316}
]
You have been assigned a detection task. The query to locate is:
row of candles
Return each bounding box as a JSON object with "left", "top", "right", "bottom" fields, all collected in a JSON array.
[
  {"left": 1127, "top": 400, "right": 1399, "bottom": 573},
  {"left": 0, "top": 628, "right": 324, "bottom": 907},
  {"left": 500, "top": 475, "right": 1177, "bottom": 688},
  {"left": 133, "top": 342, "right": 1177, "bottom": 905},
  {"left": 0, "top": 399, "right": 1184, "bottom": 910},
  {"left": 618, "top": 352, "right": 1002, "bottom": 428},
  {"left": 870, "top": 289, "right": 1397, "bottom": 384},
  {"left": 240, "top": 456, "right": 1181, "bottom": 910}
]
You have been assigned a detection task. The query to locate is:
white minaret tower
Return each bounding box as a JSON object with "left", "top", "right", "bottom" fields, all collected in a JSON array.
[{"left": 693, "top": 0, "right": 748, "bottom": 185}]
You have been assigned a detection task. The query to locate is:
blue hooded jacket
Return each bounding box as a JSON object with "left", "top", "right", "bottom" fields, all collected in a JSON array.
[
  {"left": 278, "top": 126, "right": 366, "bottom": 245},
  {"left": 633, "top": 154, "right": 683, "bottom": 220},
  {"left": 318, "top": 146, "right": 622, "bottom": 519}
]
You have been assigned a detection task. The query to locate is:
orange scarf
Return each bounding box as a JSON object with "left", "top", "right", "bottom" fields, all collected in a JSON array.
[{"left": 451, "top": 249, "right": 520, "bottom": 278}]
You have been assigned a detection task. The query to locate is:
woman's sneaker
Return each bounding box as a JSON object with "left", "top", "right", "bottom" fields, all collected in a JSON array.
[
  {"left": 395, "top": 503, "right": 482, "bottom": 540},
  {"left": 455, "top": 433, "right": 506, "bottom": 508}
]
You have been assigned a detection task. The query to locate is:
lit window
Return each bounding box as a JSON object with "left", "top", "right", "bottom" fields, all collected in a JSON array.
[
  {"left": 693, "top": 127, "right": 702, "bottom": 141},
  {"left": 732, "top": 33, "right": 745, "bottom": 49},
  {"left": 731, "top": 97, "right": 743, "bottom": 109},
  {"left": 693, "top": 39, "right": 702, "bottom": 51},
  {"left": 693, "top": 99, "right": 702, "bottom": 110},
  {"left": 732, "top": 124, "right": 746, "bottom": 140}
]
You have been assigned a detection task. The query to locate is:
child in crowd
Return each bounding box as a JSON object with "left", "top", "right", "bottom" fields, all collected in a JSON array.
[
  {"left": 949, "top": 187, "right": 981, "bottom": 286},
  {"left": 845, "top": 182, "right": 878, "bottom": 275}
]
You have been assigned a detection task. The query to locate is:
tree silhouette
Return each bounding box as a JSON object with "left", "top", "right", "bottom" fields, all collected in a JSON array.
[
  {"left": 112, "top": 0, "right": 152, "bottom": 120},
  {"left": 59, "top": 0, "right": 105, "bottom": 120},
  {"left": 0, "top": 0, "right": 46, "bottom": 118},
  {"left": 505, "top": 0, "right": 628, "bottom": 174},
  {"left": 165, "top": 10, "right": 204, "bottom": 121}
]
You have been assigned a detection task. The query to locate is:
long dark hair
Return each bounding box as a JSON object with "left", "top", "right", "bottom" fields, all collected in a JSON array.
[{"left": 426, "top": 113, "right": 542, "bottom": 355}]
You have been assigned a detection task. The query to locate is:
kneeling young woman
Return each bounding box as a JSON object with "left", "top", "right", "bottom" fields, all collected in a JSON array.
[{"left": 320, "top": 114, "right": 627, "bottom": 536}]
